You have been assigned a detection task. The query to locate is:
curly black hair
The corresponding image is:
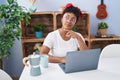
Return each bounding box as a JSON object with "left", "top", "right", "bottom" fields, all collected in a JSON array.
[{"left": 62, "top": 5, "right": 81, "bottom": 22}]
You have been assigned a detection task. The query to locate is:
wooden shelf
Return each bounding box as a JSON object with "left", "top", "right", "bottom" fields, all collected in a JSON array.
[
  {"left": 89, "top": 34, "right": 120, "bottom": 49},
  {"left": 21, "top": 11, "right": 90, "bottom": 58},
  {"left": 22, "top": 38, "right": 45, "bottom": 43},
  {"left": 90, "top": 34, "right": 120, "bottom": 42},
  {"left": 21, "top": 11, "right": 120, "bottom": 58}
]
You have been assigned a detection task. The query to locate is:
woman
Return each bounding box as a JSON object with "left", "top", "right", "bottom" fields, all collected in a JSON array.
[{"left": 40, "top": 3, "right": 88, "bottom": 63}]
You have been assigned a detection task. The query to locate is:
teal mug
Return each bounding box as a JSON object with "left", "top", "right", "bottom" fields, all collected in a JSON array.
[{"left": 40, "top": 55, "right": 49, "bottom": 68}]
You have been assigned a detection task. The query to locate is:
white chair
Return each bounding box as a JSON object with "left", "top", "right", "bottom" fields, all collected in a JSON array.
[
  {"left": 100, "top": 44, "right": 120, "bottom": 58},
  {"left": 98, "top": 44, "right": 120, "bottom": 74},
  {"left": 0, "top": 69, "right": 13, "bottom": 80}
]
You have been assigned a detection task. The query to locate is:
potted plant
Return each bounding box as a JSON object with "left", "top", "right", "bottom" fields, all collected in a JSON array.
[
  {"left": 33, "top": 24, "right": 45, "bottom": 38},
  {"left": 72, "top": 26, "right": 77, "bottom": 32},
  {"left": 0, "top": 0, "right": 31, "bottom": 68},
  {"left": 98, "top": 22, "right": 108, "bottom": 36}
]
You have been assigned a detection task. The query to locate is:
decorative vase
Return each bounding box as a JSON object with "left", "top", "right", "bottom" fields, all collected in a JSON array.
[
  {"left": 35, "top": 31, "right": 43, "bottom": 38},
  {"left": 29, "top": 5, "right": 37, "bottom": 13}
]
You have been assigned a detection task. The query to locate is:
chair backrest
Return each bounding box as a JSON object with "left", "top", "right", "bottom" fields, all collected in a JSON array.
[
  {"left": 100, "top": 44, "right": 120, "bottom": 58},
  {"left": 0, "top": 69, "right": 13, "bottom": 80},
  {"left": 98, "top": 44, "right": 120, "bottom": 74}
]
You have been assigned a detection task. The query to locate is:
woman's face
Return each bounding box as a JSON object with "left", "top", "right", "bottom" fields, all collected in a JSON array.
[{"left": 61, "top": 12, "right": 77, "bottom": 30}]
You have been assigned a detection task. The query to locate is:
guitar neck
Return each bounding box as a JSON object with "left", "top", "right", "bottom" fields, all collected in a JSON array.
[{"left": 101, "top": 0, "right": 104, "bottom": 5}]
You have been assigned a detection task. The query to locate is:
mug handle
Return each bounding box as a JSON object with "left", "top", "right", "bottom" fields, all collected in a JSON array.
[{"left": 23, "top": 57, "right": 29, "bottom": 66}]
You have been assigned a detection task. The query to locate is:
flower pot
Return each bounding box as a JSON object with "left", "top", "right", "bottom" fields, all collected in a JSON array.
[
  {"left": 98, "top": 29, "right": 107, "bottom": 36},
  {"left": 35, "top": 31, "right": 43, "bottom": 38}
]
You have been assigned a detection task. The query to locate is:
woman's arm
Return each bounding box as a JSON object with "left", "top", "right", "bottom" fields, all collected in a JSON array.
[
  {"left": 76, "top": 35, "right": 88, "bottom": 50},
  {"left": 66, "top": 30, "right": 88, "bottom": 50},
  {"left": 40, "top": 45, "right": 66, "bottom": 63}
]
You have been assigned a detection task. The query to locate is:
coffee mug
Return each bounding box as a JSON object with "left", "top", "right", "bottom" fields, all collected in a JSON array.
[{"left": 40, "top": 55, "right": 48, "bottom": 68}]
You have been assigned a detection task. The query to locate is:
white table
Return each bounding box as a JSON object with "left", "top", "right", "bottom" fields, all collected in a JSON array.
[{"left": 19, "top": 62, "right": 120, "bottom": 80}]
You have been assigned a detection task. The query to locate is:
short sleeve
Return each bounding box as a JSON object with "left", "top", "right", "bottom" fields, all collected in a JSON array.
[
  {"left": 77, "top": 33, "right": 85, "bottom": 42},
  {"left": 43, "top": 32, "right": 55, "bottom": 49},
  {"left": 75, "top": 32, "right": 85, "bottom": 47}
]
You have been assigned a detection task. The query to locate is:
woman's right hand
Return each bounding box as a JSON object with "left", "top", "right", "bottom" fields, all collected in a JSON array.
[{"left": 60, "top": 57, "right": 66, "bottom": 63}]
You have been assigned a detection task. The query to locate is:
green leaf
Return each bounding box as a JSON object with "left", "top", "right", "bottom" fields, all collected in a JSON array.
[
  {"left": 0, "top": 0, "right": 31, "bottom": 58},
  {"left": 7, "top": 0, "right": 14, "bottom": 4},
  {"left": 72, "top": 26, "right": 77, "bottom": 31},
  {"left": 98, "top": 22, "right": 108, "bottom": 29}
]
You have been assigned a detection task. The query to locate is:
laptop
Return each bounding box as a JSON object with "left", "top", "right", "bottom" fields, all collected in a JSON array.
[{"left": 59, "top": 48, "right": 101, "bottom": 73}]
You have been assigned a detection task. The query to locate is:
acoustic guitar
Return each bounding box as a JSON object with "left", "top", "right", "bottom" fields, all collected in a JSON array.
[{"left": 96, "top": 0, "right": 108, "bottom": 19}]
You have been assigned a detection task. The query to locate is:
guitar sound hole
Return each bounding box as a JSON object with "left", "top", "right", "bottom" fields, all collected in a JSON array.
[{"left": 100, "top": 8, "right": 104, "bottom": 11}]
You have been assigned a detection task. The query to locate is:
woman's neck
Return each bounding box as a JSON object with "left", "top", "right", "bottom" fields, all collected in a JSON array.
[{"left": 59, "top": 28, "right": 71, "bottom": 41}]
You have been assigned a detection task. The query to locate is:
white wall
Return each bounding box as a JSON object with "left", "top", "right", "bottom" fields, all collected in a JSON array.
[
  {"left": 1, "top": 0, "right": 120, "bottom": 77},
  {"left": 0, "top": 0, "right": 6, "bottom": 3},
  {"left": 17, "top": 0, "right": 120, "bottom": 35},
  {"left": 3, "top": 39, "right": 23, "bottom": 77}
]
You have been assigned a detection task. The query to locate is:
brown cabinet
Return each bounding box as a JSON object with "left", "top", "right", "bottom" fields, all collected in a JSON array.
[
  {"left": 21, "top": 11, "right": 120, "bottom": 58},
  {"left": 90, "top": 34, "right": 120, "bottom": 49},
  {"left": 21, "top": 11, "right": 90, "bottom": 58}
]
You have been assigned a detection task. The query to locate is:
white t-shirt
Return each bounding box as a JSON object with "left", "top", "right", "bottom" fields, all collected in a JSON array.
[{"left": 43, "top": 30, "right": 85, "bottom": 57}]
